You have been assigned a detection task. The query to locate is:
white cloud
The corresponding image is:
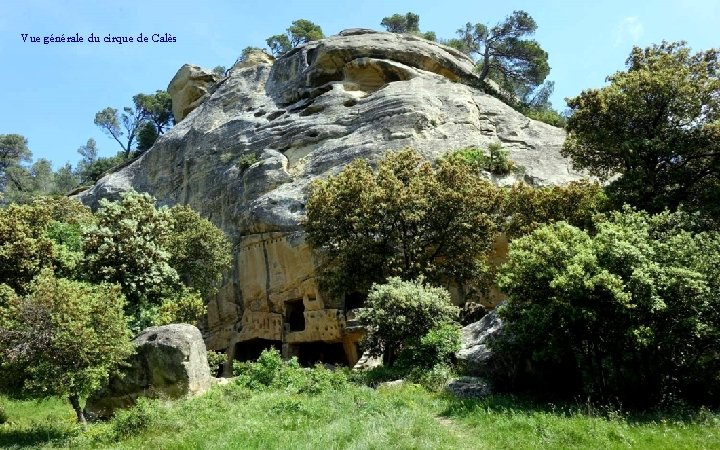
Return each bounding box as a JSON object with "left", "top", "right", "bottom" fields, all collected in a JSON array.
[{"left": 615, "top": 17, "right": 644, "bottom": 46}]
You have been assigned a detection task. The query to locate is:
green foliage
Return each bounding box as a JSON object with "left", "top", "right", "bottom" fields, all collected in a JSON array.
[
  {"left": 0, "top": 197, "right": 94, "bottom": 293},
  {"left": 411, "top": 323, "right": 461, "bottom": 368},
  {"left": 212, "top": 65, "right": 226, "bottom": 76},
  {"left": 0, "top": 403, "right": 6, "bottom": 424},
  {"left": 287, "top": 19, "right": 324, "bottom": 46},
  {"left": 82, "top": 191, "right": 178, "bottom": 319},
  {"left": 356, "top": 277, "right": 459, "bottom": 365},
  {"left": 456, "top": 11, "right": 550, "bottom": 99},
  {"left": 380, "top": 12, "right": 436, "bottom": 41},
  {"left": 206, "top": 350, "right": 226, "bottom": 375},
  {"left": 266, "top": 19, "right": 324, "bottom": 56},
  {"left": 305, "top": 148, "right": 504, "bottom": 299},
  {"left": 156, "top": 287, "right": 206, "bottom": 326},
  {"left": 407, "top": 363, "right": 454, "bottom": 392},
  {"left": 235, "top": 153, "right": 258, "bottom": 171},
  {"left": 133, "top": 91, "right": 174, "bottom": 144},
  {"left": 523, "top": 105, "right": 567, "bottom": 127},
  {"left": 0, "top": 271, "right": 133, "bottom": 422},
  {"left": 111, "top": 397, "right": 157, "bottom": 440},
  {"left": 381, "top": 12, "right": 420, "bottom": 33},
  {"left": 266, "top": 34, "right": 291, "bottom": 57},
  {"left": 167, "top": 204, "right": 231, "bottom": 299},
  {"left": 495, "top": 209, "right": 720, "bottom": 406},
  {"left": 450, "top": 143, "right": 516, "bottom": 175},
  {"left": 503, "top": 180, "right": 607, "bottom": 238},
  {"left": 75, "top": 138, "right": 127, "bottom": 184},
  {"left": 136, "top": 121, "right": 158, "bottom": 153},
  {"left": 95, "top": 90, "right": 173, "bottom": 157},
  {"left": 233, "top": 349, "right": 351, "bottom": 395},
  {"left": 0, "top": 134, "right": 31, "bottom": 196},
  {"left": 563, "top": 41, "right": 720, "bottom": 217},
  {"left": 234, "top": 348, "right": 285, "bottom": 387},
  {"left": 94, "top": 106, "right": 143, "bottom": 158}
]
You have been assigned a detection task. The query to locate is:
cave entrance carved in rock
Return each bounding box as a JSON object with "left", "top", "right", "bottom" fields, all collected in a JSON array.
[
  {"left": 284, "top": 299, "right": 305, "bottom": 332},
  {"left": 234, "top": 338, "right": 282, "bottom": 363}
]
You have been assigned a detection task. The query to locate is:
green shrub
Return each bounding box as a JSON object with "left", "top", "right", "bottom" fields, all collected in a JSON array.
[
  {"left": 413, "top": 323, "right": 461, "bottom": 368},
  {"left": 156, "top": 288, "right": 206, "bottom": 326},
  {"left": 504, "top": 180, "right": 608, "bottom": 239},
  {"left": 0, "top": 403, "right": 7, "bottom": 424},
  {"left": 450, "top": 143, "right": 516, "bottom": 175},
  {"left": 232, "top": 349, "right": 350, "bottom": 395},
  {"left": 305, "top": 148, "right": 504, "bottom": 300},
  {"left": 111, "top": 398, "right": 157, "bottom": 440},
  {"left": 207, "top": 350, "right": 226, "bottom": 376},
  {"left": 233, "top": 348, "right": 284, "bottom": 388},
  {"left": 494, "top": 208, "right": 720, "bottom": 407},
  {"left": 236, "top": 154, "right": 258, "bottom": 171},
  {"left": 523, "top": 108, "right": 567, "bottom": 127},
  {"left": 407, "top": 363, "right": 454, "bottom": 392},
  {"left": 356, "top": 277, "right": 459, "bottom": 365}
]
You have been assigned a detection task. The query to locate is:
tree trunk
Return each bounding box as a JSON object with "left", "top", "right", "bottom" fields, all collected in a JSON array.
[{"left": 69, "top": 394, "right": 87, "bottom": 425}]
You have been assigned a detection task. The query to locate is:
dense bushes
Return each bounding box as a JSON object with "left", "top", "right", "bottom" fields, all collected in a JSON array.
[
  {"left": 356, "top": 277, "right": 460, "bottom": 366},
  {"left": 493, "top": 208, "right": 720, "bottom": 407},
  {"left": 233, "top": 349, "right": 350, "bottom": 394},
  {"left": 305, "top": 148, "right": 504, "bottom": 300}
]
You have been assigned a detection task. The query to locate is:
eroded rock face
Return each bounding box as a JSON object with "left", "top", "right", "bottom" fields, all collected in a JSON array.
[
  {"left": 167, "top": 64, "right": 221, "bottom": 122},
  {"left": 86, "top": 324, "right": 211, "bottom": 418},
  {"left": 78, "top": 30, "right": 582, "bottom": 365}
]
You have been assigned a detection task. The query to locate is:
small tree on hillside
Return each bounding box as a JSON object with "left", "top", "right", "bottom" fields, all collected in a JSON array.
[
  {"left": 357, "top": 277, "right": 459, "bottom": 365},
  {"left": 0, "top": 271, "right": 133, "bottom": 423},
  {"left": 455, "top": 11, "right": 550, "bottom": 98},
  {"left": 83, "top": 191, "right": 231, "bottom": 330},
  {"left": 380, "top": 12, "right": 436, "bottom": 41},
  {"left": 266, "top": 19, "right": 324, "bottom": 56},
  {"left": 167, "top": 205, "right": 232, "bottom": 300}
]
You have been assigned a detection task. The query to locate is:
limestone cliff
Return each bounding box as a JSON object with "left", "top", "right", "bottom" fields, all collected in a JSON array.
[{"left": 78, "top": 29, "right": 582, "bottom": 366}]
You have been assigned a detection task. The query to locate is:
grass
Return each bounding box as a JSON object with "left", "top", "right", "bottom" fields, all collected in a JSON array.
[{"left": 1, "top": 365, "right": 718, "bottom": 449}]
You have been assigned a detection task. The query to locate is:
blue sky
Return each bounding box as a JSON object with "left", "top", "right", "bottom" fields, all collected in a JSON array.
[{"left": 1, "top": 0, "right": 718, "bottom": 168}]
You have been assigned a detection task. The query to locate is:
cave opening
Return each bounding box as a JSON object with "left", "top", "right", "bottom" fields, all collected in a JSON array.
[
  {"left": 289, "top": 342, "right": 348, "bottom": 367},
  {"left": 234, "top": 339, "right": 282, "bottom": 362},
  {"left": 285, "top": 299, "right": 305, "bottom": 332},
  {"left": 345, "top": 292, "right": 367, "bottom": 311}
]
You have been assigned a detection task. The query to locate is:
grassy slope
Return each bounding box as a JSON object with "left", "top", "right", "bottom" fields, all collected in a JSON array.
[{"left": 1, "top": 383, "right": 719, "bottom": 450}]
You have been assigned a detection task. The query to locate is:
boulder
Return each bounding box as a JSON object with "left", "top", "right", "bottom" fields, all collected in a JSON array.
[
  {"left": 167, "top": 64, "right": 221, "bottom": 122},
  {"left": 456, "top": 309, "right": 503, "bottom": 376},
  {"left": 445, "top": 376, "right": 492, "bottom": 399},
  {"left": 86, "top": 324, "right": 211, "bottom": 418},
  {"left": 77, "top": 29, "right": 584, "bottom": 361}
]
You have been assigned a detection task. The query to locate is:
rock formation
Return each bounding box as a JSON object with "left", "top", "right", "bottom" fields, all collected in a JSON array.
[
  {"left": 78, "top": 29, "right": 583, "bottom": 367},
  {"left": 86, "top": 324, "right": 211, "bottom": 418},
  {"left": 456, "top": 309, "right": 504, "bottom": 377}
]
